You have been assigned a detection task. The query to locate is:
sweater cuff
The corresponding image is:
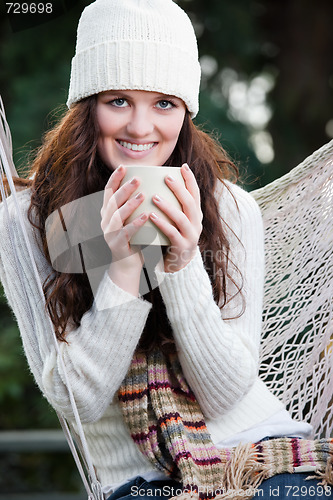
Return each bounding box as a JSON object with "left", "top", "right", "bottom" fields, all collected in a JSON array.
[
  {"left": 155, "top": 247, "right": 214, "bottom": 319},
  {"left": 93, "top": 269, "right": 152, "bottom": 313}
]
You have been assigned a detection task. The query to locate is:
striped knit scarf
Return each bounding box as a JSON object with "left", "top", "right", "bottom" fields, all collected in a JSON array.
[{"left": 118, "top": 349, "right": 333, "bottom": 500}]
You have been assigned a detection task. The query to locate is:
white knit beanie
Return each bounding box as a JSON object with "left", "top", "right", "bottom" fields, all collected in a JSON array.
[{"left": 66, "top": 0, "right": 201, "bottom": 118}]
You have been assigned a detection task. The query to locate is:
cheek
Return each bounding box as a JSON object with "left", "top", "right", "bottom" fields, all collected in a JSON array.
[
  {"left": 96, "top": 105, "right": 122, "bottom": 140},
  {"left": 164, "top": 113, "right": 185, "bottom": 145},
  {"left": 97, "top": 110, "right": 111, "bottom": 138}
]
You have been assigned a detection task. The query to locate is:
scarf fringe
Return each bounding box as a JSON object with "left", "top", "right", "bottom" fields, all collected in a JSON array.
[
  {"left": 308, "top": 455, "right": 333, "bottom": 490},
  {"left": 215, "top": 443, "right": 268, "bottom": 500},
  {"left": 169, "top": 443, "right": 269, "bottom": 500},
  {"left": 170, "top": 443, "right": 333, "bottom": 500}
]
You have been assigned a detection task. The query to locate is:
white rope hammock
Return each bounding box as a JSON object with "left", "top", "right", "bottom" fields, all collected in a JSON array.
[
  {"left": 0, "top": 97, "right": 104, "bottom": 500},
  {"left": 251, "top": 141, "right": 333, "bottom": 439},
  {"left": 0, "top": 95, "right": 332, "bottom": 498}
]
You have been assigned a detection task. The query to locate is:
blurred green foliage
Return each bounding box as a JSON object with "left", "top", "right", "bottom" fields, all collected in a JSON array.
[
  {"left": 0, "top": 450, "right": 82, "bottom": 494},
  {"left": 0, "top": 286, "right": 58, "bottom": 429}
]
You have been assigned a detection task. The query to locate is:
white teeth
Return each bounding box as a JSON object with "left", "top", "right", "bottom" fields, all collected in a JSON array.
[{"left": 118, "top": 140, "right": 155, "bottom": 151}]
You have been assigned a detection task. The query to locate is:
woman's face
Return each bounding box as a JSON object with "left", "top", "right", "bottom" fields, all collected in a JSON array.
[{"left": 96, "top": 90, "right": 186, "bottom": 170}]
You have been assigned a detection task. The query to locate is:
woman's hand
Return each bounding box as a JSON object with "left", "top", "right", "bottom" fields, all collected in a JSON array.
[
  {"left": 149, "top": 163, "right": 203, "bottom": 273},
  {"left": 101, "top": 165, "right": 148, "bottom": 293}
]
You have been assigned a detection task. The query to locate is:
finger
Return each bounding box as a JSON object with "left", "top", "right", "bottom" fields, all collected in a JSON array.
[
  {"left": 164, "top": 175, "right": 193, "bottom": 216},
  {"left": 164, "top": 166, "right": 201, "bottom": 218},
  {"left": 180, "top": 163, "right": 201, "bottom": 206},
  {"left": 102, "top": 165, "right": 126, "bottom": 217},
  {"left": 102, "top": 176, "right": 141, "bottom": 225},
  {"left": 106, "top": 164, "right": 126, "bottom": 188},
  {"left": 152, "top": 194, "right": 190, "bottom": 232},
  {"left": 153, "top": 202, "right": 198, "bottom": 243},
  {"left": 113, "top": 212, "right": 149, "bottom": 248},
  {"left": 112, "top": 176, "right": 141, "bottom": 211},
  {"left": 159, "top": 175, "right": 202, "bottom": 227},
  {"left": 149, "top": 212, "right": 183, "bottom": 246},
  {"left": 103, "top": 190, "right": 146, "bottom": 236},
  {"left": 117, "top": 191, "right": 146, "bottom": 226}
]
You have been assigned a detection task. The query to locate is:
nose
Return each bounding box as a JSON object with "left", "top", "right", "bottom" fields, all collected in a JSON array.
[{"left": 126, "top": 107, "right": 154, "bottom": 138}]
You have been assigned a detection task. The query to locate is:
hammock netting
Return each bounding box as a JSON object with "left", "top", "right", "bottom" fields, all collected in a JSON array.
[{"left": 252, "top": 141, "right": 333, "bottom": 438}]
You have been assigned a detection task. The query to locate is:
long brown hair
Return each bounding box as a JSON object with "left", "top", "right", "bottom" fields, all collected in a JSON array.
[{"left": 18, "top": 94, "right": 244, "bottom": 350}]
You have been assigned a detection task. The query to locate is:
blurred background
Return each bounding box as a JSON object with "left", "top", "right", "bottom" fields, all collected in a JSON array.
[{"left": 0, "top": 0, "right": 332, "bottom": 497}]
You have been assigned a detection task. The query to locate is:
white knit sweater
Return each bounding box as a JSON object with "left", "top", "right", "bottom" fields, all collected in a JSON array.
[{"left": 0, "top": 179, "right": 284, "bottom": 487}]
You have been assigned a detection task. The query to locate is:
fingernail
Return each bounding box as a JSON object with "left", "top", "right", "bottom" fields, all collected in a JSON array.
[
  {"left": 166, "top": 175, "right": 175, "bottom": 182},
  {"left": 140, "top": 213, "right": 147, "bottom": 221},
  {"left": 130, "top": 177, "right": 138, "bottom": 185},
  {"left": 117, "top": 165, "right": 124, "bottom": 172},
  {"left": 154, "top": 194, "right": 162, "bottom": 202},
  {"left": 150, "top": 212, "right": 158, "bottom": 220},
  {"left": 135, "top": 192, "right": 143, "bottom": 199},
  {"left": 183, "top": 163, "right": 190, "bottom": 171}
]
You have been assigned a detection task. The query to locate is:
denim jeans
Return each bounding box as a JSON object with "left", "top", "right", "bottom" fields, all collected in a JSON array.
[
  {"left": 107, "top": 474, "right": 333, "bottom": 500},
  {"left": 253, "top": 472, "right": 332, "bottom": 499},
  {"left": 106, "top": 475, "right": 181, "bottom": 500}
]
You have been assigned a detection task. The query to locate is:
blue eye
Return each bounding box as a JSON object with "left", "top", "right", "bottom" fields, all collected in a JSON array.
[
  {"left": 111, "top": 98, "right": 128, "bottom": 107},
  {"left": 156, "top": 100, "right": 174, "bottom": 110}
]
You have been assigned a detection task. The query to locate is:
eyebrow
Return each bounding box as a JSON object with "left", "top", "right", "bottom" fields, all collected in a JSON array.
[{"left": 100, "top": 90, "right": 180, "bottom": 101}]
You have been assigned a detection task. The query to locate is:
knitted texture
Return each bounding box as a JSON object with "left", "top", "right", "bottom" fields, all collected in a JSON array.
[
  {"left": 66, "top": 0, "right": 201, "bottom": 117},
  {"left": 118, "top": 349, "right": 333, "bottom": 500},
  {"left": 119, "top": 349, "right": 225, "bottom": 492}
]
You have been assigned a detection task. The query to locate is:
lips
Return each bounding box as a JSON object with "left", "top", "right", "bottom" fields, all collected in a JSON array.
[{"left": 117, "top": 140, "right": 156, "bottom": 152}]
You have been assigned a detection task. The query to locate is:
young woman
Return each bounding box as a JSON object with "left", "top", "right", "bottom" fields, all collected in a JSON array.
[{"left": 0, "top": 0, "right": 331, "bottom": 499}]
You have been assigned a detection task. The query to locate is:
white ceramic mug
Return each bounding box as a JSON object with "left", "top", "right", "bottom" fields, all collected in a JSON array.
[{"left": 119, "top": 165, "right": 185, "bottom": 246}]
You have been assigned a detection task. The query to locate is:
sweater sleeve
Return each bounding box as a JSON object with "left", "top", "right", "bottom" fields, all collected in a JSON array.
[
  {"left": 0, "top": 189, "right": 152, "bottom": 423},
  {"left": 155, "top": 180, "right": 265, "bottom": 420}
]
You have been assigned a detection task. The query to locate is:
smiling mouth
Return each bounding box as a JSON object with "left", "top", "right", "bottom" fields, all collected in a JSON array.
[{"left": 117, "top": 140, "right": 156, "bottom": 152}]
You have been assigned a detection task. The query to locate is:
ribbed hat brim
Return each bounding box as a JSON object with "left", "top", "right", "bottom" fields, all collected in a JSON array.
[{"left": 67, "top": 40, "right": 200, "bottom": 117}]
